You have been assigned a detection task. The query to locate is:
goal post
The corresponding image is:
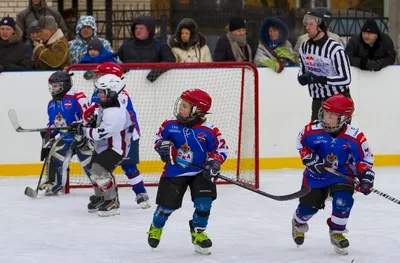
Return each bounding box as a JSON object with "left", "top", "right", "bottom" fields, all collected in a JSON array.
[{"left": 65, "top": 62, "right": 259, "bottom": 192}]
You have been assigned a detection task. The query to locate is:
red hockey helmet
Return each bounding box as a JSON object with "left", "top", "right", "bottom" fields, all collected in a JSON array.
[
  {"left": 319, "top": 94, "right": 354, "bottom": 132},
  {"left": 94, "top": 62, "right": 123, "bottom": 78},
  {"left": 174, "top": 89, "right": 212, "bottom": 123}
]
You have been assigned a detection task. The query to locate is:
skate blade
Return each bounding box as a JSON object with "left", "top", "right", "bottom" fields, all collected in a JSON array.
[
  {"left": 194, "top": 245, "right": 211, "bottom": 255},
  {"left": 24, "top": 187, "right": 38, "bottom": 198},
  {"left": 139, "top": 201, "right": 151, "bottom": 209},
  {"left": 88, "top": 209, "right": 99, "bottom": 213},
  {"left": 333, "top": 245, "right": 348, "bottom": 255},
  {"left": 97, "top": 209, "right": 120, "bottom": 217}
]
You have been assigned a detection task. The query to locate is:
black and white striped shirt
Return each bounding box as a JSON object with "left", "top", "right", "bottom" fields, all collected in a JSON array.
[{"left": 298, "top": 35, "right": 351, "bottom": 99}]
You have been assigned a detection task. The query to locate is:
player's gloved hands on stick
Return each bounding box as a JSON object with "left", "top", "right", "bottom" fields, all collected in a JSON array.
[
  {"left": 298, "top": 72, "right": 327, "bottom": 86},
  {"left": 203, "top": 160, "right": 221, "bottom": 181},
  {"left": 358, "top": 169, "right": 375, "bottom": 195},
  {"left": 302, "top": 152, "right": 326, "bottom": 174},
  {"left": 69, "top": 122, "right": 84, "bottom": 136},
  {"left": 155, "top": 140, "right": 177, "bottom": 165}
]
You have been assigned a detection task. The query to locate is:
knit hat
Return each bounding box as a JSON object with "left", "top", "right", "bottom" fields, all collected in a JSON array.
[
  {"left": 38, "top": 15, "right": 58, "bottom": 30},
  {"left": 0, "top": 16, "right": 16, "bottom": 30},
  {"left": 229, "top": 16, "right": 246, "bottom": 32},
  {"left": 87, "top": 38, "right": 103, "bottom": 51},
  {"left": 28, "top": 20, "right": 40, "bottom": 34},
  {"left": 361, "top": 19, "right": 379, "bottom": 34}
]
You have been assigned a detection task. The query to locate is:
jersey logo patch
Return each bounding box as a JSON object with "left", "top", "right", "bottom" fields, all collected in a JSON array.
[
  {"left": 64, "top": 100, "right": 72, "bottom": 109},
  {"left": 177, "top": 143, "right": 193, "bottom": 168}
]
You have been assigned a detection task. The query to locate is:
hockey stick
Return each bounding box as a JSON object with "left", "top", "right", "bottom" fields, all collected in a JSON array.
[
  {"left": 177, "top": 159, "right": 310, "bottom": 201},
  {"left": 24, "top": 155, "right": 48, "bottom": 198},
  {"left": 8, "top": 109, "right": 71, "bottom": 133},
  {"left": 325, "top": 167, "right": 400, "bottom": 205}
]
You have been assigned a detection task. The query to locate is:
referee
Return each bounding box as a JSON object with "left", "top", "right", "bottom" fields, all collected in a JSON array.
[{"left": 297, "top": 8, "right": 352, "bottom": 120}]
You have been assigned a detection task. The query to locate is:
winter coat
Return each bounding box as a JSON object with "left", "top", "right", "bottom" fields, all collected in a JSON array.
[
  {"left": 68, "top": 16, "right": 113, "bottom": 64},
  {"left": 294, "top": 32, "right": 343, "bottom": 65},
  {"left": 345, "top": 32, "right": 396, "bottom": 71},
  {"left": 117, "top": 16, "right": 175, "bottom": 63},
  {"left": 79, "top": 48, "right": 119, "bottom": 64},
  {"left": 214, "top": 34, "right": 256, "bottom": 62},
  {"left": 16, "top": 0, "right": 68, "bottom": 42},
  {"left": 33, "top": 28, "right": 70, "bottom": 70},
  {"left": 254, "top": 18, "right": 295, "bottom": 73},
  {"left": 169, "top": 18, "right": 212, "bottom": 62},
  {"left": 0, "top": 26, "right": 33, "bottom": 71}
]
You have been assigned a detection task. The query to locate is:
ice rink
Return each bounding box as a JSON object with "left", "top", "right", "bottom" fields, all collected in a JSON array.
[{"left": 1, "top": 167, "right": 399, "bottom": 263}]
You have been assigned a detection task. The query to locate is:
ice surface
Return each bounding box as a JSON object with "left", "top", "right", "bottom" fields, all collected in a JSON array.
[{"left": 1, "top": 168, "right": 400, "bottom": 263}]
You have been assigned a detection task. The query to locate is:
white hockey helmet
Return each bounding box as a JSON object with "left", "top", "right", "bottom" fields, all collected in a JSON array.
[{"left": 95, "top": 74, "right": 125, "bottom": 107}]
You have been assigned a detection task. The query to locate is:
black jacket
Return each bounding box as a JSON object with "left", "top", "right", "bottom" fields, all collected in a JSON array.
[
  {"left": 0, "top": 26, "right": 33, "bottom": 71},
  {"left": 213, "top": 34, "right": 256, "bottom": 62},
  {"left": 345, "top": 32, "right": 396, "bottom": 70},
  {"left": 117, "top": 16, "right": 175, "bottom": 63}
]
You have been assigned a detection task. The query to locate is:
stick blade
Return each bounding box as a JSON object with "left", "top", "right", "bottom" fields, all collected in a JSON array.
[
  {"left": 8, "top": 109, "right": 22, "bottom": 131},
  {"left": 24, "top": 187, "right": 38, "bottom": 198}
]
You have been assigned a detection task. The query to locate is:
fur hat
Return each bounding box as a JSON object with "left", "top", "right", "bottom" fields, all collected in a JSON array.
[
  {"left": 38, "top": 15, "right": 58, "bottom": 30},
  {"left": 229, "top": 16, "right": 246, "bottom": 32}
]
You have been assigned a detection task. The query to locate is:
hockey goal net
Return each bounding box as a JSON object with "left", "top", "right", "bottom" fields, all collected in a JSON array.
[{"left": 65, "top": 62, "right": 259, "bottom": 191}]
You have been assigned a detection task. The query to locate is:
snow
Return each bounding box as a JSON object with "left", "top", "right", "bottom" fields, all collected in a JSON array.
[{"left": 1, "top": 167, "right": 400, "bottom": 263}]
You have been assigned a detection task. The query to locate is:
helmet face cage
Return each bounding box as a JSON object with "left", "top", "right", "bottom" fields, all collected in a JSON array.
[
  {"left": 173, "top": 98, "right": 203, "bottom": 123},
  {"left": 48, "top": 82, "right": 64, "bottom": 96},
  {"left": 303, "top": 14, "right": 322, "bottom": 27},
  {"left": 318, "top": 108, "right": 350, "bottom": 133}
]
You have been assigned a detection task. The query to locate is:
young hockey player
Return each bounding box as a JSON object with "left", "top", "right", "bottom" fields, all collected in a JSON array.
[
  {"left": 39, "top": 71, "right": 92, "bottom": 195},
  {"left": 292, "top": 94, "right": 375, "bottom": 255},
  {"left": 146, "top": 89, "right": 228, "bottom": 255},
  {"left": 70, "top": 74, "right": 135, "bottom": 217},
  {"left": 83, "top": 62, "right": 150, "bottom": 209}
]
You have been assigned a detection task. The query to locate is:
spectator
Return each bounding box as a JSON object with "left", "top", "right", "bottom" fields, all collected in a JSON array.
[
  {"left": 33, "top": 16, "right": 70, "bottom": 70},
  {"left": 117, "top": 16, "right": 175, "bottom": 63},
  {"left": 169, "top": 18, "right": 212, "bottom": 62},
  {"left": 62, "top": 8, "right": 78, "bottom": 41},
  {"left": 293, "top": 7, "right": 342, "bottom": 66},
  {"left": 16, "top": 0, "right": 68, "bottom": 42},
  {"left": 69, "top": 16, "right": 113, "bottom": 64},
  {"left": 79, "top": 38, "right": 118, "bottom": 64},
  {"left": 345, "top": 19, "right": 396, "bottom": 71},
  {"left": 214, "top": 16, "right": 256, "bottom": 62},
  {"left": 0, "top": 16, "right": 33, "bottom": 72},
  {"left": 254, "top": 18, "right": 295, "bottom": 73},
  {"left": 25, "top": 20, "right": 41, "bottom": 57}
]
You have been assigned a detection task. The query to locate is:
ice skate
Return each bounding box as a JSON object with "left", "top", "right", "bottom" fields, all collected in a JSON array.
[
  {"left": 189, "top": 220, "right": 212, "bottom": 255},
  {"left": 329, "top": 229, "right": 349, "bottom": 255},
  {"left": 97, "top": 196, "right": 120, "bottom": 217},
  {"left": 135, "top": 192, "right": 151, "bottom": 209},
  {"left": 147, "top": 223, "right": 163, "bottom": 249},
  {"left": 292, "top": 218, "right": 309, "bottom": 247},
  {"left": 87, "top": 195, "right": 104, "bottom": 213}
]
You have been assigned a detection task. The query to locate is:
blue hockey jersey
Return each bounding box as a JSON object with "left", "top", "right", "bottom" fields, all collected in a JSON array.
[
  {"left": 91, "top": 89, "right": 140, "bottom": 139},
  {"left": 47, "top": 89, "right": 90, "bottom": 143},
  {"left": 155, "top": 118, "right": 228, "bottom": 178},
  {"left": 296, "top": 121, "right": 374, "bottom": 188}
]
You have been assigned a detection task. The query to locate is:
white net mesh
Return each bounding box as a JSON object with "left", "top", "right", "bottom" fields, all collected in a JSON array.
[{"left": 66, "top": 63, "right": 259, "bottom": 190}]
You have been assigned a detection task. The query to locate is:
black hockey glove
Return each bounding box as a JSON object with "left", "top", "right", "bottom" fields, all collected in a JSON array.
[
  {"left": 155, "top": 140, "right": 177, "bottom": 165},
  {"left": 40, "top": 131, "right": 55, "bottom": 161},
  {"left": 302, "top": 152, "right": 326, "bottom": 174},
  {"left": 69, "top": 122, "right": 84, "bottom": 136},
  {"left": 298, "top": 72, "right": 327, "bottom": 86},
  {"left": 203, "top": 160, "right": 221, "bottom": 181},
  {"left": 83, "top": 70, "right": 94, "bottom": 80},
  {"left": 358, "top": 169, "right": 375, "bottom": 195}
]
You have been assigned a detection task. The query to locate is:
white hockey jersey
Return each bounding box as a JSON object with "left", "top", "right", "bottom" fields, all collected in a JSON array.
[{"left": 83, "top": 100, "right": 134, "bottom": 157}]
